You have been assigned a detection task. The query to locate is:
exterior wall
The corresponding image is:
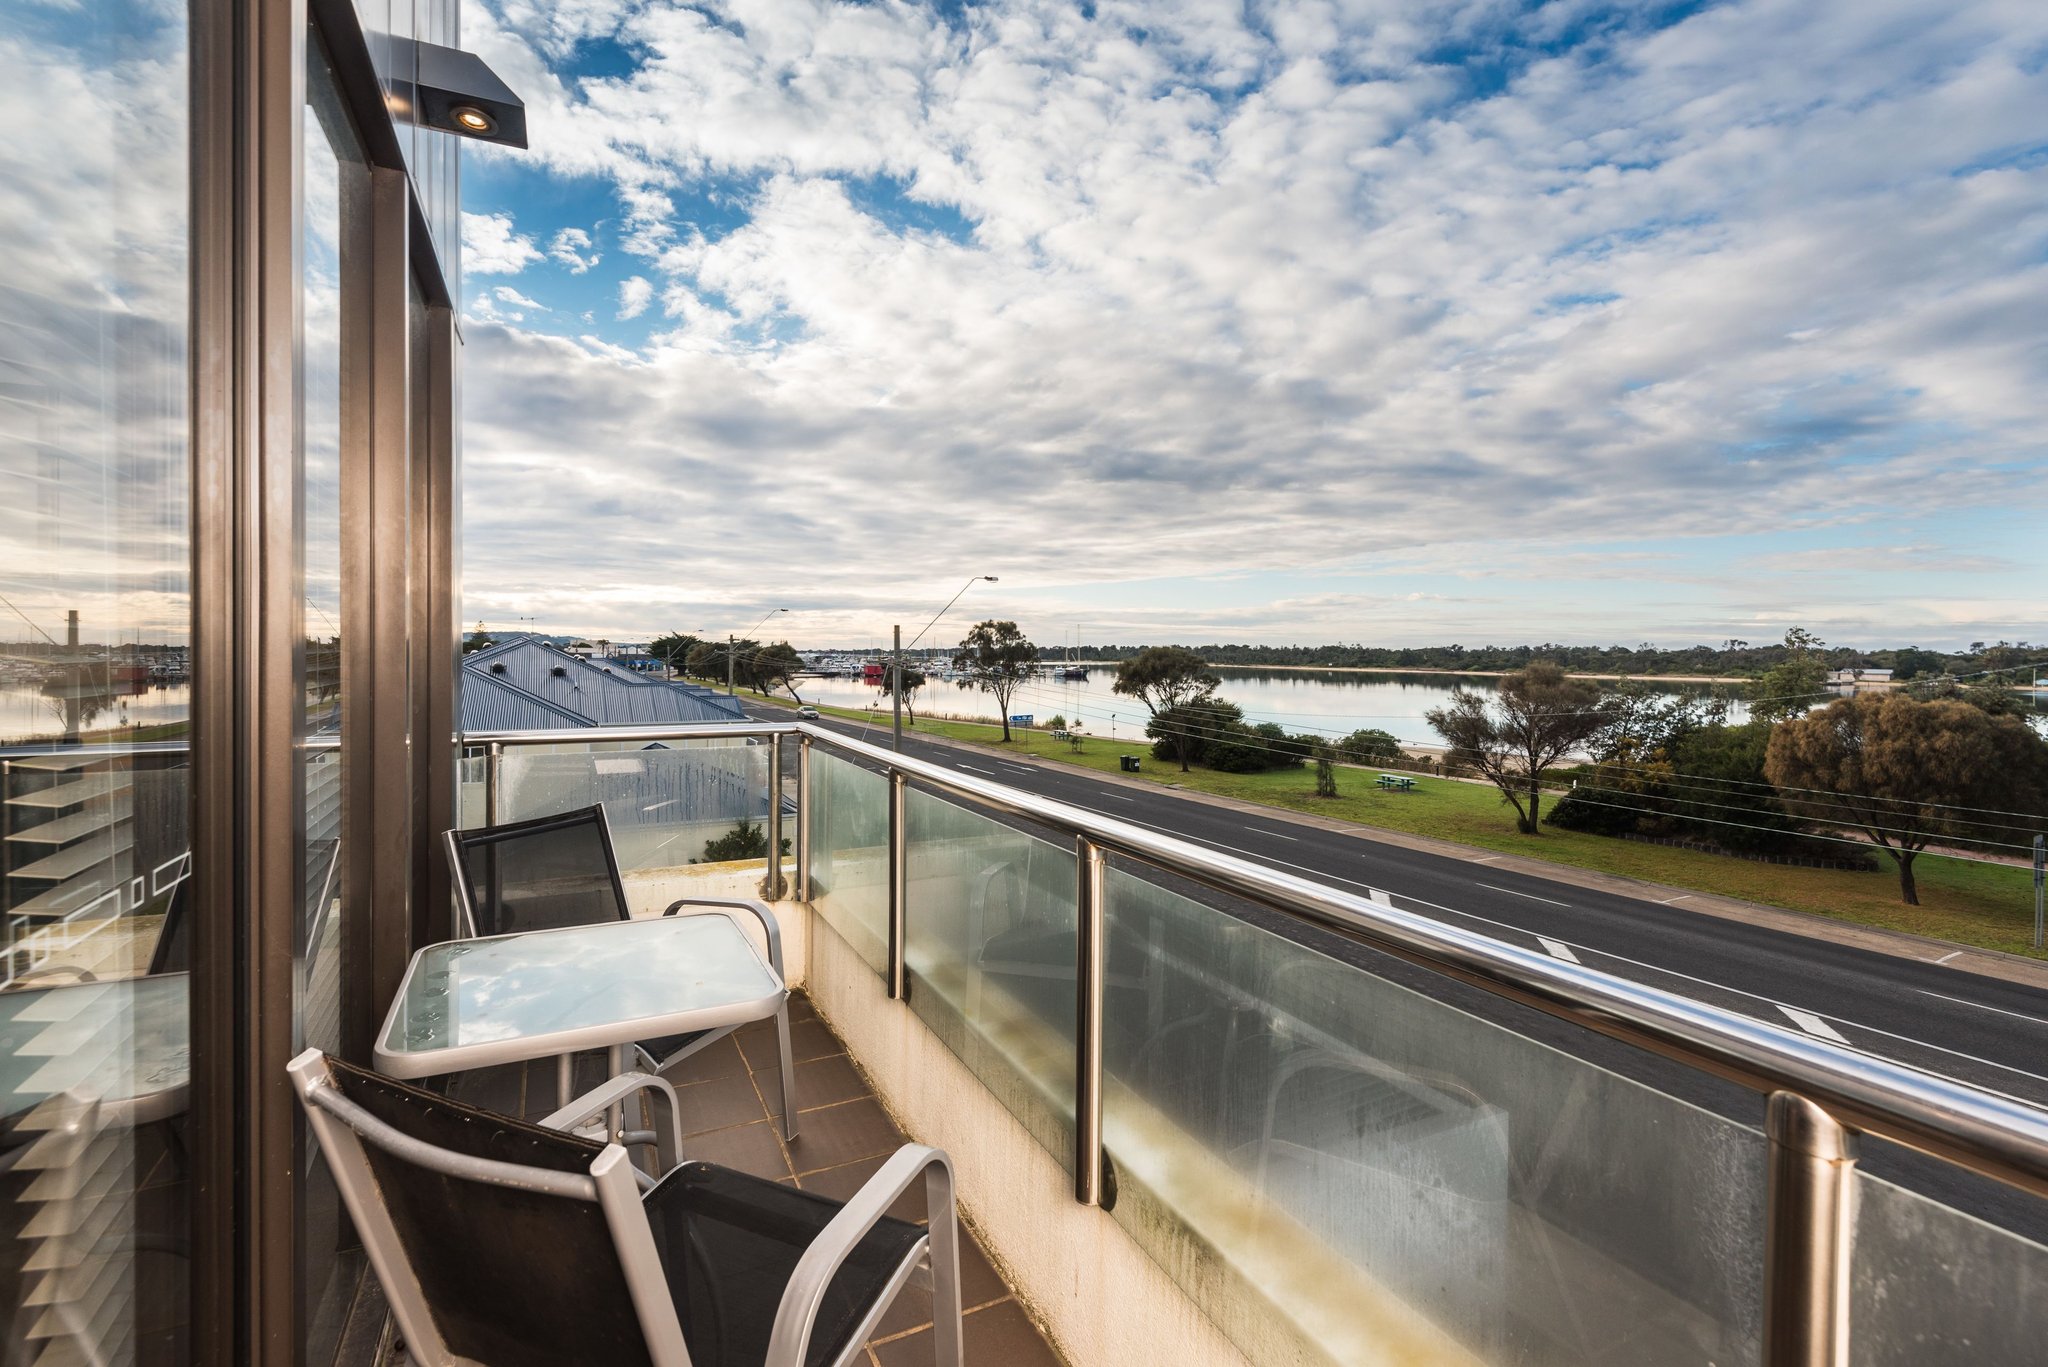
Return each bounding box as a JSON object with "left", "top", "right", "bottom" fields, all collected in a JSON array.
[{"left": 804, "top": 909, "right": 1258, "bottom": 1367}]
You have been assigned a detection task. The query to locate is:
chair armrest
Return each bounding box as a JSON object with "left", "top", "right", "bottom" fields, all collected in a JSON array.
[
  {"left": 661, "top": 896, "right": 784, "bottom": 979},
  {"left": 539, "top": 1070, "right": 682, "bottom": 1177},
  {"left": 765, "top": 1144, "right": 955, "bottom": 1367}
]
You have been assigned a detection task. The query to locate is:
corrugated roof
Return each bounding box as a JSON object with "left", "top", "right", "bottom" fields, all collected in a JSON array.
[{"left": 461, "top": 637, "right": 748, "bottom": 730}]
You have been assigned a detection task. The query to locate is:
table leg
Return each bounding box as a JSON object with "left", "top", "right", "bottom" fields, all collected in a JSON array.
[{"left": 608, "top": 1043, "right": 628, "bottom": 1141}]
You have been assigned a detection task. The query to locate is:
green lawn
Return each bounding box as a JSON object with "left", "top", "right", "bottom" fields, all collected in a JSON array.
[{"left": 757, "top": 692, "right": 2044, "bottom": 957}]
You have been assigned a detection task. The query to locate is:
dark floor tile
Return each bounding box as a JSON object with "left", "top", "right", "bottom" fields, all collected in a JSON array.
[
  {"left": 756, "top": 1051, "right": 869, "bottom": 1119},
  {"left": 869, "top": 1229, "right": 1009, "bottom": 1341},
  {"left": 795, "top": 1154, "right": 929, "bottom": 1224},
  {"left": 673, "top": 1068, "right": 772, "bottom": 1136},
  {"left": 786, "top": 1097, "right": 904, "bottom": 1174},
  {"left": 445, "top": 1061, "right": 528, "bottom": 1118},
  {"left": 871, "top": 1298, "right": 1060, "bottom": 1367},
  {"left": 739, "top": 1015, "right": 843, "bottom": 1071},
  {"left": 662, "top": 1033, "right": 747, "bottom": 1085},
  {"left": 683, "top": 1118, "right": 792, "bottom": 1181}
]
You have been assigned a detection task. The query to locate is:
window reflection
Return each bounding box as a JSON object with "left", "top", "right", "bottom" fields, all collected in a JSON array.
[{"left": 0, "top": 0, "right": 192, "bottom": 1361}]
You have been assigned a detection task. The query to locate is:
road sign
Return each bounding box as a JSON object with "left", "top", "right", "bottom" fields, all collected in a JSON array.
[{"left": 1009, "top": 714, "right": 1033, "bottom": 727}]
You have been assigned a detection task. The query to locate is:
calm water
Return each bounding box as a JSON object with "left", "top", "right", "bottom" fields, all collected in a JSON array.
[
  {"left": 0, "top": 682, "right": 192, "bottom": 746},
  {"left": 789, "top": 665, "right": 1764, "bottom": 748}
]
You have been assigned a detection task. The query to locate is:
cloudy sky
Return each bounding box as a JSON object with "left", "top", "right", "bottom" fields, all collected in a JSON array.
[{"left": 457, "top": 0, "right": 2047, "bottom": 651}]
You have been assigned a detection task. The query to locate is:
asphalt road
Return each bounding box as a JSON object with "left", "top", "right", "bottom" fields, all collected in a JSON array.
[{"left": 754, "top": 703, "right": 2048, "bottom": 1236}]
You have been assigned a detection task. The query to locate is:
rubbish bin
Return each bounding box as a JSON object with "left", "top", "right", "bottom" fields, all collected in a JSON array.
[{"left": 1120, "top": 755, "right": 1140, "bottom": 773}]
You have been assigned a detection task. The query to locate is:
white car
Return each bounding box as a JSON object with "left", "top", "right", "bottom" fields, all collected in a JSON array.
[{"left": 797, "top": 705, "right": 820, "bottom": 719}]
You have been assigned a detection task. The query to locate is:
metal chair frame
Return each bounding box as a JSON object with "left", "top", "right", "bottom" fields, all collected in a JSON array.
[
  {"left": 288, "top": 1049, "right": 962, "bottom": 1367},
  {"left": 444, "top": 804, "right": 798, "bottom": 1138}
]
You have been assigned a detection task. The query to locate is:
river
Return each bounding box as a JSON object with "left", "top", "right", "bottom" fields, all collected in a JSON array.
[{"left": 785, "top": 665, "right": 1775, "bottom": 748}]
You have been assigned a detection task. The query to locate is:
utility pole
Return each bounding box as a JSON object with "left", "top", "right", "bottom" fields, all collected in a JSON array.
[
  {"left": 892, "top": 624, "right": 904, "bottom": 752},
  {"left": 727, "top": 634, "right": 736, "bottom": 696},
  {"left": 2034, "top": 834, "right": 2044, "bottom": 951}
]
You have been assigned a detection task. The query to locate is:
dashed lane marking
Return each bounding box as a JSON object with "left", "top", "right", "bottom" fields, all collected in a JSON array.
[
  {"left": 1475, "top": 882, "right": 1569, "bottom": 908},
  {"left": 1779, "top": 1006, "right": 1849, "bottom": 1043}
]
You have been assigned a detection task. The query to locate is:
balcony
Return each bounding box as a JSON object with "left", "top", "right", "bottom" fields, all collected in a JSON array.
[{"left": 438, "top": 719, "right": 2048, "bottom": 1366}]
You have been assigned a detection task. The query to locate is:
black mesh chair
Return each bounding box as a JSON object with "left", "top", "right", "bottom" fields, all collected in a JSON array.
[
  {"left": 445, "top": 804, "right": 798, "bottom": 1137},
  {"left": 288, "top": 1048, "right": 961, "bottom": 1367}
]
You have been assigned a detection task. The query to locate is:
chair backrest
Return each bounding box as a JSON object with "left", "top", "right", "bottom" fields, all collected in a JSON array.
[
  {"left": 444, "top": 803, "right": 632, "bottom": 938},
  {"left": 288, "top": 1050, "right": 684, "bottom": 1367}
]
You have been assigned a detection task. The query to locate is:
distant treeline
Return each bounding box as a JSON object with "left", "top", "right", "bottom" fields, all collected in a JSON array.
[{"left": 1053, "top": 640, "right": 2042, "bottom": 680}]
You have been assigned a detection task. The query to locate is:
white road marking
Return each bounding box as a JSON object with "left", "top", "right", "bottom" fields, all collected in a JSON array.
[
  {"left": 1779, "top": 1006, "right": 1849, "bottom": 1043},
  {"left": 1102, "top": 794, "right": 1136, "bottom": 802},
  {"left": 1470, "top": 855, "right": 1502, "bottom": 864},
  {"left": 1248, "top": 827, "right": 1298, "bottom": 841},
  {"left": 1918, "top": 990, "right": 2048, "bottom": 1028},
  {"left": 999, "top": 762, "right": 1035, "bottom": 774},
  {"left": 1048, "top": 792, "right": 2048, "bottom": 1099},
  {"left": 1538, "top": 937, "right": 1580, "bottom": 964},
  {"left": 1658, "top": 895, "right": 1693, "bottom": 905},
  {"left": 956, "top": 764, "right": 999, "bottom": 776},
  {"left": 1934, "top": 951, "right": 1962, "bottom": 964},
  {"left": 1476, "top": 882, "right": 1569, "bottom": 907}
]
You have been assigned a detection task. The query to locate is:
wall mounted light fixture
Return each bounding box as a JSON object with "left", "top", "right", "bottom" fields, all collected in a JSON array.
[{"left": 399, "top": 39, "right": 528, "bottom": 148}]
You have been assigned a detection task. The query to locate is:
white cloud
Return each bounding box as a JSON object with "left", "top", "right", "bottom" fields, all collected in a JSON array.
[
  {"left": 616, "top": 275, "right": 653, "bottom": 319},
  {"left": 461, "top": 210, "right": 543, "bottom": 274},
  {"left": 458, "top": 0, "right": 2048, "bottom": 644},
  {"left": 549, "top": 226, "right": 602, "bottom": 273},
  {"left": 492, "top": 285, "right": 548, "bottom": 311}
]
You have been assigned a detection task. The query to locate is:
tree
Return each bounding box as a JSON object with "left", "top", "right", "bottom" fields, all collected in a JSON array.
[
  {"left": 894, "top": 665, "right": 929, "bottom": 719},
  {"left": 1425, "top": 661, "right": 1612, "bottom": 834},
  {"left": 1147, "top": 697, "right": 1245, "bottom": 771},
  {"left": 648, "top": 632, "right": 699, "bottom": 676},
  {"left": 462, "top": 622, "right": 496, "bottom": 655},
  {"left": 1765, "top": 693, "right": 2048, "bottom": 905},
  {"left": 1314, "top": 746, "right": 1340, "bottom": 798},
  {"left": 1334, "top": 728, "right": 1402, "bottom": 763},
  {"left": 1906, "top": 673, "right": 2031, "bottom": 718},
  {"left": 752, "top": 641, "right": 805, "bottom": 698},
  {"left": 1112, "top": 646, "right": 1220, "bottom": 715},
  {"left": 1750, "top": 628, "right": 1829, "bottom": 724},
  {"left": 953, "top": 620, "right": 1036, "bottom": 741}
]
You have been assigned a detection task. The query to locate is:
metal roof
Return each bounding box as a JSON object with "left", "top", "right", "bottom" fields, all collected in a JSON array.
[{"left": 460, "top": 637, "right": 748, "bottom": 731}]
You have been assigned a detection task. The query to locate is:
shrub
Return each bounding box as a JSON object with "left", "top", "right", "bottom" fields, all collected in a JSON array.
[{"left": 699, "top": 818, "right": 792, "bottom": 863}]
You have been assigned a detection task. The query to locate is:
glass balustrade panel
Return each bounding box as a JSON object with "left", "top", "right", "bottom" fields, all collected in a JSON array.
[
  {"left": 806, "top": 751, "right": 889, "bottom": 974},
  {"left": 904, "top": 788, "right": 1077, "bottom": 1173},
  {"left": 1099, "top": 861, "right": 1765, "bottom": 1367}
]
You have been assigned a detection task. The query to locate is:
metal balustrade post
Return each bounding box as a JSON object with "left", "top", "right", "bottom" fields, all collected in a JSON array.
[
  {"left": 1075, "top": 837, "right": 1107, "bottom": 1206},
  {"left": 764, "top": 733, "right": 784, "bottom": 900},
  {"left": 485, "top": 742, "right": 503, "bottom": 829},
  {"left": 796, "top": 735, "right": 812, "bottom": 902},
  {"left": 1763, "top": 1092, "right": 1858, "bottom": 1367},
  {"left": 888, "top": 771, "right": 908, "bottom": 1000}
]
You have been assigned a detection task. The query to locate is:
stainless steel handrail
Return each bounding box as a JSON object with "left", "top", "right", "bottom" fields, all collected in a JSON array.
[
  {"left": 461, "top": 719, "right": 2048, "bottom": 1195},
  {"left": 463, "top": 717, "right": 2048, "bottom": 1367}
]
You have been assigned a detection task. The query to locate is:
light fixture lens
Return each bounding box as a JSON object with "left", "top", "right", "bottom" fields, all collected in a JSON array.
[{"left": 452, "top": 105, "right": 495, "bottom": 134}]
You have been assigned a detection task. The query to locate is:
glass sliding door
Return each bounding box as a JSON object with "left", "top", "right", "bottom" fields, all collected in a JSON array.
[
  {"left": 0, "top": 0, "right": 194, "bottom": 1362},
  {"left": 298, "top": 30, "right": 367, "bottom": 1366}
]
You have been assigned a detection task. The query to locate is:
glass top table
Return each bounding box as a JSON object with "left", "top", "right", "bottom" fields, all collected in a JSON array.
[{"left": 375, "top": 913, "right": 785, "bottom": 1080}]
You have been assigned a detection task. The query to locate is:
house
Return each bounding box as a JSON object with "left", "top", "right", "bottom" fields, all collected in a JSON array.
[{"left": 1827, "top": 667, "right": 1895, "bottom": 685}]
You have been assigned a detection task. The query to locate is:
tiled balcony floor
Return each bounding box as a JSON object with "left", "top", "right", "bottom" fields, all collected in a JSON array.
[{"left": 450, "top": 991, "right": 1063, "bottom": 1366}]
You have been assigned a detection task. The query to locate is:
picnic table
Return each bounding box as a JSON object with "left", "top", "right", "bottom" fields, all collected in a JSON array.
[{"left": 1376, "top": 773, "right": 1417, "bottom": 791}]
